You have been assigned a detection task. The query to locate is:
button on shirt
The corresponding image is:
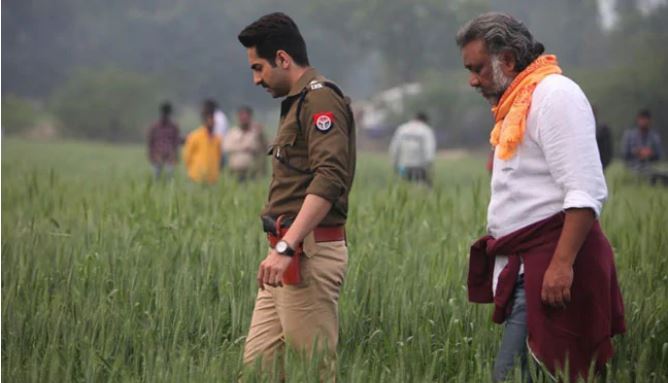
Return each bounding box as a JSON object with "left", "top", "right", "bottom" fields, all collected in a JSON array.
[{"left": 489, "top": 74, "right": 608, "bottom": 293}]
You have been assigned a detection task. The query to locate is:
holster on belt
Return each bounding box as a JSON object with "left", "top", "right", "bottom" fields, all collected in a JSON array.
[
  {"left": 261, "top": 215, "right": 347, "bottom": 285},
  {"left": 263, "top": 215, "right": 303, "bottom": 285}
]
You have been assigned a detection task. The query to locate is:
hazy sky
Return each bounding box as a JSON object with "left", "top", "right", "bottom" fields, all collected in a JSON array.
[{"left": 599, "top": 0, "right": 667, "bottom": 28}]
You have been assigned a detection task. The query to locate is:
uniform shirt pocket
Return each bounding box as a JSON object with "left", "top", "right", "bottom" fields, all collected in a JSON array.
[{"left": 272, "top": 131, "right": 311, "bottom": 176}]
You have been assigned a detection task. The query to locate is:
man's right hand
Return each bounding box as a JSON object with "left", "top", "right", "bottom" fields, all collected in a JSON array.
[{"left": 256, "top": 249, "right": 292, "bottom": 290}]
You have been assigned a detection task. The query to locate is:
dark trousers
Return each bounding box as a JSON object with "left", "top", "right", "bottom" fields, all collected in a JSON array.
[{"left": 400, "top": 166, "right": 431, "bottom": 186}]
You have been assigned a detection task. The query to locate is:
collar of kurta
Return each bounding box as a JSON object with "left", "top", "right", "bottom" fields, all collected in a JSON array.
[{"left": 285, "top": 67, "right": 320, "bottom": 98}]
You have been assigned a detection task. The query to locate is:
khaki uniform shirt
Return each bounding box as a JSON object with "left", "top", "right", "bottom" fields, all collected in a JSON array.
[{"left": 262, "top": 68, "right": 356, "bottom": 226}]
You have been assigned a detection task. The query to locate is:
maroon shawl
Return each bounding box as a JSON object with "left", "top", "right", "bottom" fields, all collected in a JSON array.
[{"left": 468, "top": 213, "right": 626, "bottom": 381}]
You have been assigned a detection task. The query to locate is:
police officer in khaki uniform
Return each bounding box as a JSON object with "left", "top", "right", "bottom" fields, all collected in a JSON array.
[{"left": 237, "top": 12, "right": 356, "bottom": 379}]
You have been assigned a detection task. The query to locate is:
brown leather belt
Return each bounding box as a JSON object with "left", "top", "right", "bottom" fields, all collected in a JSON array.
[
  {"left": 267, "top": 226, "right": 345, "bottom": 244},
  {"left": 262, "top": 215, "right": 345, "bottom": 243},
  {"left": 312, "top": 225, "right": 346, "bottom": 243}
]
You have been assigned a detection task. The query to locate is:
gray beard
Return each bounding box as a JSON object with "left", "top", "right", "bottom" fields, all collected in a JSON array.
[{"left": 488, "top": 56, "right": 513, "bottom": 105}]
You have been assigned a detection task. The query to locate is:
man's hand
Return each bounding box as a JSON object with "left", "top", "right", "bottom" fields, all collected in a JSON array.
[
  {"left": 542, "top": 208, "right": 594, "bottom": 308},
  {"left": 541, "top": 258, "right": 574, "bottom": 308},
  {"left": 639, "top": 146, "right": 653, "bottom": 160},
  {"left": 257, "top": 249, "right": 292, "bottom": 290}
]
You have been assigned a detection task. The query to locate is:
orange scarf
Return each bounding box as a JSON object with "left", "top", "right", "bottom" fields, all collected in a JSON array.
[{"left": 490, "top": 55, "right": 562, "bottom": 160}]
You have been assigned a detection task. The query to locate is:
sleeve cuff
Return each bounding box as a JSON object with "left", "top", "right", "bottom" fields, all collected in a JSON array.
[
  {"left": 563, "top": 190, "right": 603, "bottom": 218},
  {"left": 306, "top": 174, "right": 344, "bottom": 203}
]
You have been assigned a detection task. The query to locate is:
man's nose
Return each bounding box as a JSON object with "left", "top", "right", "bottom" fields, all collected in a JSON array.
[
  {"left": 253, "top": 73, "right": 262, "bottom": 86},
  {"left": 469, "top": 73, "right": 481, "bottom": 88}
]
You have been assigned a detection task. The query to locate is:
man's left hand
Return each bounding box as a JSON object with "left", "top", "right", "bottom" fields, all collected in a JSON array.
[
  {"left": 541, "top": 259, "right": 574, "bottom": 308},
  {"left": 257, "top": 250, "right": 292, "bottom": 290}
]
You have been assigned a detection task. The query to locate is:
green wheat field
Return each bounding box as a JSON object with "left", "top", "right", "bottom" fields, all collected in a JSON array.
[{"left": 2, "top": 139, "right": 667, "bottom": 382}]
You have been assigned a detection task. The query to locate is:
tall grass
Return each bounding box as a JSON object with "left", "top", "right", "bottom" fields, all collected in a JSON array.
[{"left": 2, "top": 139, "right": 667, "bottom": 382}]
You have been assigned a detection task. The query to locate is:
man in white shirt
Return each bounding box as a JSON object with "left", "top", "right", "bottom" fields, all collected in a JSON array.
[
  {"left": 204, "top": 99, "right": 229, "bottom": 167},
  {"left": 388, "top": 112, "right": 437, "bottom": 185},
  {"left": 458, "top": 13, "right": 624, "bottom": 382},
  {"left": 223, "top": 105, "right": 267, "bottom": 181}
]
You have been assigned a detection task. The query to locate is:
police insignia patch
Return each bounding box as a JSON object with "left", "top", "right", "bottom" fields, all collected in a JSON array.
[{"left": 313, "top": 112, "right": 334, "bottom": 132}]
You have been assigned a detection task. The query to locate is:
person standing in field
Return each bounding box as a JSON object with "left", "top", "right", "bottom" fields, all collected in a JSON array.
[
  {"left": 208, "top": 99, "right": 230, "bottom": 168},
  {"left": 622, "top": 108, "right": 662, "bottom": 170},
  {"left": 457, "top": 13, "right": 625, "bottom": 382},
  {"left": 237, "top": 12, "right": 356, "bottom": 380},
  {"left": 593, "top": 107, "right": 614, "bottom": 171},
  {"left": 147, "top": 102, "right": 181, "bottom": 178},
  {"left": 182, "top": 101, "right": 222, "bottom": 184},
  {"left": 388, "top": 112, "right": 437, "bottom": 186},
  {"left": 223, "top": 105, "right": 267, "bottom": 182}
]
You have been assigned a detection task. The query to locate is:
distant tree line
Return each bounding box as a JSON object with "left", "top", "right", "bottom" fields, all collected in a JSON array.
[{"left": 2, "top": 0, "right": 666, "bottom": 149}]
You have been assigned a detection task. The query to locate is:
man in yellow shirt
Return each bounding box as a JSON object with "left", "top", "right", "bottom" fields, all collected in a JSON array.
[{"left": 183, "top": 102, "right": 222, "bottom": 184}]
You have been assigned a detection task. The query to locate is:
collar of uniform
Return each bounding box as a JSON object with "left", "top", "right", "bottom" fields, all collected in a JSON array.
[{"left": 286, "top": 67, "right": 320, "bottom": 98}]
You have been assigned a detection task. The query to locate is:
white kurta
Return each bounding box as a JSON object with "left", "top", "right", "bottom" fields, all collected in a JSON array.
[{"left": 488, "top": 74, "right": 608, "bottom": 293}]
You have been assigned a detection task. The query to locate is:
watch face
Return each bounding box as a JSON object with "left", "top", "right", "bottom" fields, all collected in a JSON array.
[{"left": 276, "top": 241, "right": 288, "bottom": 253}]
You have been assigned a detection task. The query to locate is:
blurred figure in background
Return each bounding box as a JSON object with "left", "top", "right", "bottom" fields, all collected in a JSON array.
[
  {"left": 389, "top": 112, "right": 436, "bottom": 186},
  {"left": 223, "top": 105, "right": 267, "bottom": 181},
  {"left": 622, "top": 108, "right": 662, "bottom": 170},
  {"left": 147, "top": 101, "right": 181, "bottom": 178},
  {"left": 183, "top": 101, "right": 222, "bottom": 184},
  {"left": 594, "top": 107, "right": 613, "bottom": 171},
  {"left": 208, "top": 99, "right": 230, "bottom": 168}
]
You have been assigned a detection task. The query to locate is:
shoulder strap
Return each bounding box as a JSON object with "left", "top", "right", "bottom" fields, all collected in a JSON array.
[{"left": 295, "top": 81, "right": 349, "bottom": 136}]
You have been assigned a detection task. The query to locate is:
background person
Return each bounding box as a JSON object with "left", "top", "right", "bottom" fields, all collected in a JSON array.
[
  {"left": 622, "top": 108, "right": 662, "bottom": 170},
  {"left": 594, "top": 107, "right": 614, "bottom": 171},
  {"left": 223, "top": 106, "right": 267, "bottom": 181},
  {"left": 210, "top": 99, "right": 230, "bottom": 168},
  {"left": 388, "top": 112, "right": 436, "bottom": 185},
  {"left": 182, "top": 102, "right": 222, "bottom": 184},
  {"left": 147, "top": 102, "right": 181, "bottom": 178}
]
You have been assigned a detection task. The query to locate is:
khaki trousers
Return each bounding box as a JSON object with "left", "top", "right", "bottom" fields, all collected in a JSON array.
[{"left": 243, "top": 232, "right": 348, "bottom": 379}]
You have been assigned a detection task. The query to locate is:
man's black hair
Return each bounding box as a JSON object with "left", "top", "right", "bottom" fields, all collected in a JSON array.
[
  {"left": 238, "top": 105, "right": 253, "bottom": 115},
  {"left": 202, "top": 99, "right": 216, "bottom": 118},
  {"left": 637, "top": 108, "right": 652, "bottom": 119},
  {"left": 416, "top": 111, "right": 429, "bottom": 123},
  {"left": 238, "top": 12, "right": 310, "bottom": 67},
  {"left": 160, "top": 102, "right": 172, "bottom": 116}
]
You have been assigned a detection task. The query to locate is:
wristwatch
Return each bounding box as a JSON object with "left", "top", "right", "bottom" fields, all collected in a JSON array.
[{"left": 275, "top": 240, "right": 295, "bottom": 257}]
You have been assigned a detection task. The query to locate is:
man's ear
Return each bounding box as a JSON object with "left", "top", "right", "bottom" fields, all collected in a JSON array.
[
  {"left": 275, "top": 50, "right": 291, "bottom": 69},
  {"left": 500, "top": 50, "right": 517, "bottom": 74}
]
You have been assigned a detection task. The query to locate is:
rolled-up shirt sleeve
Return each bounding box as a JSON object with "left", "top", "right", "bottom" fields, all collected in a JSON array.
[
  {"left": 536, "top": 86, "right": 608, "bottom": 217},
  {"left": 301, "top": 89, "right": 351, "bottom": 203}
]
